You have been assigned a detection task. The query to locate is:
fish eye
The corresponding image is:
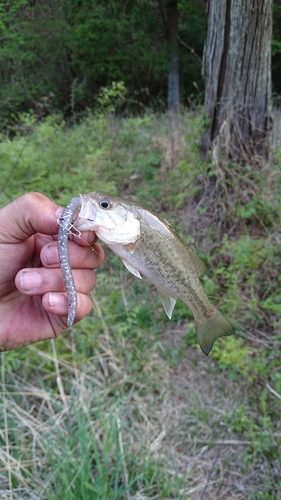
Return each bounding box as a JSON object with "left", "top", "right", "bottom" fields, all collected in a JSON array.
[{"left": 99, "top": 199, "right": 112, "bottom": 209}]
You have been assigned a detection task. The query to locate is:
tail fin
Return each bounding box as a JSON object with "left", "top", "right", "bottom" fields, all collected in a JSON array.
[{"left": 195, "top": 308, "right": 234, "bottom": 356}]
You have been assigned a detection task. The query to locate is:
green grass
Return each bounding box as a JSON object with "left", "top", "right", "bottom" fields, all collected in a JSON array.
[{"left": 1, "top": 110, "right": 281, "bottom": 498}]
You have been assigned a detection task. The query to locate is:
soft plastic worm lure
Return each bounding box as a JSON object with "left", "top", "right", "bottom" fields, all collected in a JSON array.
[{"left": 57, "top": 197, "right": 81, "bottom": 327}]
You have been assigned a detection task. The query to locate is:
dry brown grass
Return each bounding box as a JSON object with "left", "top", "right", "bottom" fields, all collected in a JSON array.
[{"left": 1, "top": 324, "right": 280, "bottom": 499}]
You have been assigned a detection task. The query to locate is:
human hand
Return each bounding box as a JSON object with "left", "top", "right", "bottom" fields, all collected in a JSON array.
[{"left": 0, "top": 192, "right": 104, "bottom": 350}]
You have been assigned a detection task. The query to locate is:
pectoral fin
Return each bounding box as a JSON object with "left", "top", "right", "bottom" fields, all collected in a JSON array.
[
  {"left": 121, "top": 259, "right": 142, "bottom": 279},
  {"left": 157, "top": 290, "right": 176, "bottom": 319}
]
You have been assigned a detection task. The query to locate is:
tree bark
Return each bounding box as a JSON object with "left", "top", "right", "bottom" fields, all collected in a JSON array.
[
  {"left": 167, "top": 0, "right": 180, "bottom": 113},
  {"left": 201, "top": 0, "right": 273, "bottom": 166}
]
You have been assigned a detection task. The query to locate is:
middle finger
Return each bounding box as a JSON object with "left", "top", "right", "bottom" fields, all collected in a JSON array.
[
  {"left": 41, "top": 241, "right": 104, "bottom": 269},
  {"left": 16, "top": 267, "right": 96, "bottom": 296}
]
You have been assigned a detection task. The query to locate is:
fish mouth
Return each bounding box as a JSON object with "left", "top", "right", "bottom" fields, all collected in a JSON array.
[{"left": 73, "top": 194, "right": 97, "bottom": 231}]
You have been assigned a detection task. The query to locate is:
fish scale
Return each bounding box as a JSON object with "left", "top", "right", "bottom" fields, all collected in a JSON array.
[{"left": 132, "top": 218, "right": 210, "bottom": 316}]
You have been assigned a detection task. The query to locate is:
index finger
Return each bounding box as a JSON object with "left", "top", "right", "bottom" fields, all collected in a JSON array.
[{"left": 0, "top": 193, "right": 60, "bottom": 244}]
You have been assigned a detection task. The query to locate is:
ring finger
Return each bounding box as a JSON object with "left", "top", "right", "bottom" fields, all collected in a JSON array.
[{"left": 16, "top": 267, "right": 96, "bottom": 296}]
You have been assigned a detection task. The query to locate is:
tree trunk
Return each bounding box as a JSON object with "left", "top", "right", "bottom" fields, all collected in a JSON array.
[
  {"left": 201, "top": 0, "right": 273, "bottom": 166},
  {"left": 167, "top": 0, "right": 180, "bottom": 113}
]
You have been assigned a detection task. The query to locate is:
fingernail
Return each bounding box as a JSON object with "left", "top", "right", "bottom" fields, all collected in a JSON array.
[
  {"left": 49, "top": 292, "right": 65, "bottom": 307},
  {"left": 89, "top": 233, "right": 98, "bottom": 245},
  {"left": 20, "top": 271, "right": 42, "bottom": 291},
  {"left": 44, "top": 245, "right": 58, "bottom": 265},
  {"left": 55, "top": 207, "right": 64, "bottom": 218},
  {"left": 83, "top": 230, "right": 97, "bottom": 244}
]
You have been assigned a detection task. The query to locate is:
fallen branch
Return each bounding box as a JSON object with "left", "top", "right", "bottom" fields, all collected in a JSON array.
[{"left": 266, "top": 383, "right": 281, "bottom": 400}]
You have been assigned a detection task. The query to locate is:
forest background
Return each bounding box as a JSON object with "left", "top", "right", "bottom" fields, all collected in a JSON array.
[
  {"left": 0, "top": 0, "right": 279, "bottom": 122},
  {"left": 1, "top": 1, "right": 281, "bottom": 499}
]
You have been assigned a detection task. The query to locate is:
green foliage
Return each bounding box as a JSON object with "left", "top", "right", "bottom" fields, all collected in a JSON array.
[
  {"left": 224, "top": 405, "right": 281, "bottom": 464},
  {"left": 0, "top": 0, "right": 68, "bottom": 122},
  {"left": 96, "top": 81, "right": 127, "bottom": 114},
  {"left": 210, "top": 336, "right": 251, "bottom": 376},
  {"left": 0, "top": 0, "right": 281, "bottom": 122},
  {"left": 44, "top": 406, "right": 129, "bottom": 499},
  {"left": 206, "top": 230, "right": 281, "bottom": 387},
  {"left": 0, "top": 113, "right": 117, "bottom": 206},
  {"left": 0, "top": 0, "right": 208, "bottom": 122}
]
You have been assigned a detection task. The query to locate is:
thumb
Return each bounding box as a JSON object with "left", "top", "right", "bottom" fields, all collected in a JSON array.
[{"left": 0, "top": 192, "right": 62, "bottom": 244}]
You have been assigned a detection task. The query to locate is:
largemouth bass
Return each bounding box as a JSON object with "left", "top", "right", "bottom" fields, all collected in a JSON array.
[{"left": 59, "top": 192, "right": 234, "bottom": 355}]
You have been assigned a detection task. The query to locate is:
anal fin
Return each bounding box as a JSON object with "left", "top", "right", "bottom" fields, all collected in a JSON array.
[{"left": 157, "top": 289, "right": 176, "bottom": 319}]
